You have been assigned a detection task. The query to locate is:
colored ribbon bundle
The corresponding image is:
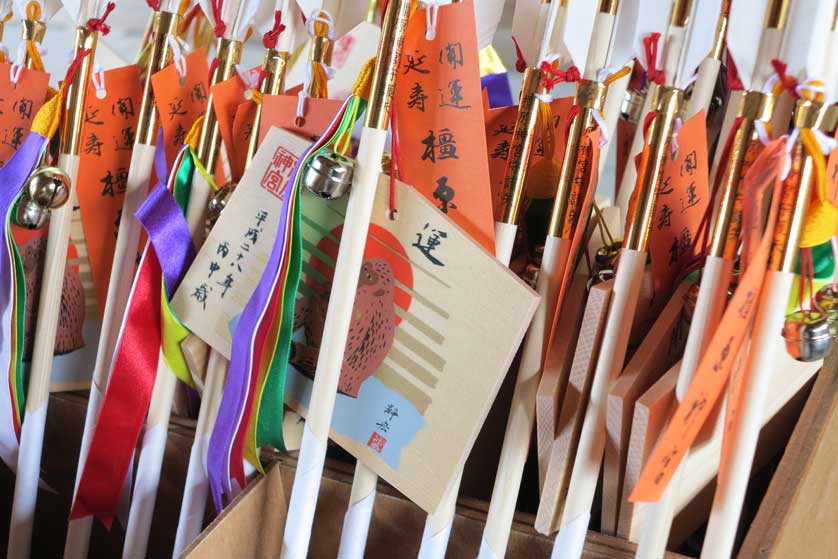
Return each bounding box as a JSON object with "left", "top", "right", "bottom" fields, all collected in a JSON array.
[
  {"left": 208, "top": 92, "right": 364, "bottom": 508},
  {"left": 69, "top": 135, "right": 197, "bottom": 526}
]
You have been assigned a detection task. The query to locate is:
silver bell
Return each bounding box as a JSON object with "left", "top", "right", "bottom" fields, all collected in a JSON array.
[
  {"left": 206, "top": 184, "right": 233, "bottom": 233},
  {"left": 15, "top": 195, "right": 48, "bottom": 229},
  {"left": 27, "top": 166, "right": 71, "bottom": 209},
  {"left": 814, "top": 284, "right": 838, "bottom": 336},
  {"left": 302, "top": 149, "right": 355, "bottom": 200},
  {"left": 781, "top": 309, "right": 835, "bottom": 362}
]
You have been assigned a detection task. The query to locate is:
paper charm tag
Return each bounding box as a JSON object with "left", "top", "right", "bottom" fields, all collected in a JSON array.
[
  {"left": 211, "top": 70, "right": 260, "bottom": 182},
  {"left": 484, "top": 96, "right": 574, "bottom": 218},
  {"left": 393, "top": 1, "right": 495, "bottom": 252},
  {"left": 258, "top": 94, "right": 343, "bottom": 146},
  {"left": 827, "top": 133, "right": 838, "bottom": 204},
  {"left": 76, "top": 64, "right": 142, "bottom": 316},
  {"left": 151, "top": 49, "right": 210, "bottom": 166},
  {"left": 229, "top": 99, "right": 258, "bottom": 181},
  {"left": 0, "top": 63, "right": 50, "bottom": 167},
  {"left": 648, "top": 111, "right": 710, "bottom": 297},
  {"left": 284, "top": 20, "right": 381, "bottom": 99},
  {"left": 175, "top": 127, "right": 539, "bottom": 513},
  {"left": 630, "top": 138, "right": 786, "bottom": 502}
]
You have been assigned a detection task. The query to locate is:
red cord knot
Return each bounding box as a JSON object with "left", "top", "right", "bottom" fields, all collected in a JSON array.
[
  {"left": 511, "top": 36, "right": 527, "bottom": 73},
  {"left": 87, "top": 2, "right": 116, "bottom": 35},
  {"left": 642, "top": 32, "right": 665, "bottom": 86},
  {"left": 539, "top": 62, "right": 580, "bottom": 92},
  {"left": 146, "top": 0, "right": 159, "bottom": 10},
  {"left": 262, "top": 10, "right": 286, "bottom": 49},
  {"left": 771, "top": 59, "right": 799, "bottom": 97}
]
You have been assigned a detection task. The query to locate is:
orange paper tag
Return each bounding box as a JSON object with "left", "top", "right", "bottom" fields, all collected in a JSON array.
[
  {"left": 484, "top": 96, "right": 573, "bottom": 219},
  {"left": 76, "top": 65, "right": 143, "bottom": 316},
  {"left": 826, "top": 135, "right": 838, "bottom": 204},
  {"left": 0, "top": 63, "right": 50, "bottom": 167},
  {"left": 547, "top": 130, "right": 601, "bottom": 348},
  {"left": 151, "top": 49, "right": 210, "bottom": 166},
  {"left": 258, "top": 94, "right": 343, "bottom": 145},
  {"left": 393, "top": 1, "right": 495, "bottom": 252},
  {"left": 630, "top": 138, "right": 786, "bottom": 503},
  {"left": 648, "top": 112, "right": 710, "bottom": 296},
  {"left": 211, "top": 73, "right": 254, "bottom": 180},
  {"left": 229, "top": 99, "right": 257, "bottom": 181}
]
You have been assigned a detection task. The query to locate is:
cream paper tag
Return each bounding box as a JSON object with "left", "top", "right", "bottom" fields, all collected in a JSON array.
[{"left": 173, "top": 126, "right": 540, "bottom": 513}]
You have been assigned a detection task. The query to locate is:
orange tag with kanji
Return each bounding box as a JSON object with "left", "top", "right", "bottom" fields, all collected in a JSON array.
[
  {"left": 0, "top": 63, "right": 50, "bottom": 167},
  {"left": 826, "top": 131, "right": 838, "bottom": 204},
  {"left": 484, "top": 95, "right": 573, "bottom": 220},
  {"left": 76, "top": 64, "right": 142, "bottom": 316},
  {"left": 630, "top": 138, "right": 786, "bottom": 503},
  {"left": 151, "top": 49, "right": 209, "bottom": 166},
  {"left": 230, "top": 100, "right": 257, "bottom": 180},
  {"left": 393, "top": 1, "right": 494, "bottom": 252},
  {"left": 648, "top": 111, "right": 710, "bottom": 297},
  {"left": 258, "top": 94, "right": 343, "bottom": 145}
]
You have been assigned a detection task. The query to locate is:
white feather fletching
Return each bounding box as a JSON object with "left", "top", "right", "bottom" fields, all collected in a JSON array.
[
  {"left": 295, "top": 0, "right": 319, "bottom": 18},
  {"left": 780, "top": 0, "right": 834, "bottom": 82},
  {"left": 537, "top": 0, "right": 563, "bottom": 62},
  {"left": 555, "top": 0, "right": 597, "bottom": 68},
  {"left": 475, "top": 0, "right": 504, "bottom": 50},
  {"left": 607, "top": 0, "right": 641, "bottom": 67},
  {"left": 231, "top": 0, "right": 264, "bottom": 40},
  {"left": 511, "top": 0, "right": 543, "bottom": 66},
  {"left": 16, "top": 0, "right": 61, "bottom": 21},
  {"left": 675, "top": 0, "right": 724, "bottom": 88},
  {"left": 0, "top": 0, "right": 14, "bottom": 19},
  {"left": 332, "top": 0, "right": 367, "bottom": 38},
  {"left": 727, "top": 0, "right": 769, "bottom": 90}
]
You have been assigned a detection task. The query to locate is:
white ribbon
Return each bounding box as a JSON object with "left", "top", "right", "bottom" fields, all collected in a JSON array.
[
  {"left": 754, "top": 120, "right": 771, "bottom": 146},
  {"left": 91, "top": 64, "right": 107, "bottom": 99},
  {"left": 167, "top": 35, "right": 188, "bottom": 78},
  {"left": 670, "top": 117, "right": 683, "bottom": 157},
  {"left": 305, "top": 9, "right": 335, "bottom": 41},
  {"left": 235, "top": 64, "right": 259, "bottom": 94},
  {"left": 813, "top": 128, "right": 838, "bottom": 155},
  {"left": 421, "top": 0, "right": 443, "bottom": 41},
  {"left": 8, "top": 43, "right": 23, "bottom": 84},
  {"left": 781, "top": 128, "right": 799, "bottom": 181}
]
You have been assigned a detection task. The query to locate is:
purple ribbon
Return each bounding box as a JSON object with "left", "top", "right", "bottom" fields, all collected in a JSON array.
[
  {"left": 481, "top": 73, "right": 514, "bottom": 109},
  {"left": 135, "top": 182, "right": 195, "bottom": 297},
  {"left": 207, "top": 95, "right": 353, "bottom": 510},
  {"left": 0, "top": 133, "right": 47, "bottom": 337},
  {"left": 206, "top": 145, "right": 303, "bottom": 510}
]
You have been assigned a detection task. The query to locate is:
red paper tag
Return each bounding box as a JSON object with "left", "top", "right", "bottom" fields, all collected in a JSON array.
[
  {"left": 76, "top": 64, "right": 143, "bottom": 316},
  {"left": 230, "top": 100, "right": 257, "bottom": 180},
  {"left": 648, "top": 112, "right": 710, "bottom": 296},
  {"left": 393, "top": 1, "right": 495, "bottom": 252},
  {"left": 151, "top": 49, "right": 210, "bottom": 166},
  {"left": 484, "top": 96, "right": 573, "bottom": 219},
  {"left": 0, "top": 63, "right": 50, "bottom": 167},
  {"left": 827, "top": 143, "right": 838, "bottom": 205}
]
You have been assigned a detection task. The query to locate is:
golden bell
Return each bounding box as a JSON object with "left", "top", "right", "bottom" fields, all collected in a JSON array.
[
  {"left": 814, "top": 284, "right": 838, "bottom": 336},
  {"left": 302, "top": 149, "right": 355, "bottom": 200},
  {"left": 15, "top": 194, "right": 48, "bottom": 230},
  {"left": 27, "top": 166, "right": 71, "bottom": 209},
  {"left": 781, "top": 309, "right": 834, "bottom": 362}
]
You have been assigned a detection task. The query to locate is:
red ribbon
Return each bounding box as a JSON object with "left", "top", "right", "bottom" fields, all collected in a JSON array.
[
  {"left": 539, "top": 62, "right": 580, "bottom": 92},
  {"left": 69, "top": 248, "right": 162, "bottom": 527},
  {"left": 643, "top": 32, "right": 665, "bottom": 86}
]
